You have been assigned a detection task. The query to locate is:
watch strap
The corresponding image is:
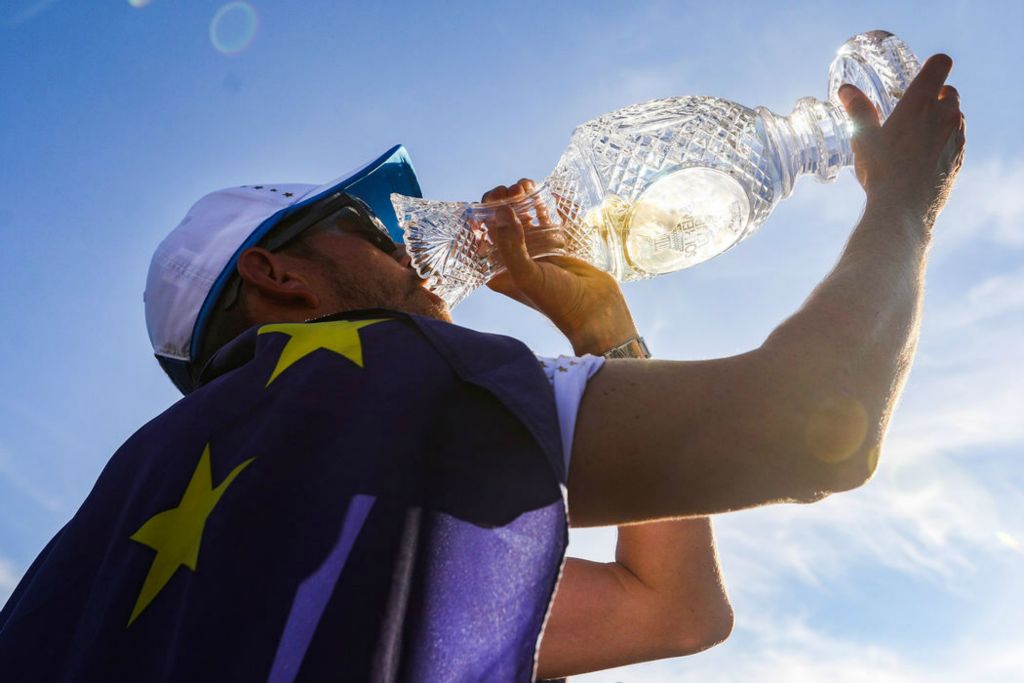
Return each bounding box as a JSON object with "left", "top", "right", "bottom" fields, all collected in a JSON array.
[{"left": 602, "top": 336, "right": 651, "bottom": 359}]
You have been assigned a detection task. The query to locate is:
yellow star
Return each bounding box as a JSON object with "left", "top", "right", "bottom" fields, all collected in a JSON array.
[
  {"left": 127, "top": 444, "right": 254, "bottom": 626},
  {"left": 257, "top": 319, "right": 388, "bottom": 386}
]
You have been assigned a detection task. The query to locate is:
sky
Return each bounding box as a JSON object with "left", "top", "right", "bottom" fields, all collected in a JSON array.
[{"left": 1, "top": 0, "right": 1022, "bottom": 680}]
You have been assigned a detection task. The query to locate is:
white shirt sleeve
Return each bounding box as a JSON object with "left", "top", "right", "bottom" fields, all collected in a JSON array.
[{"left": 536, "top": 354, "right": 606, "bottom": 479}]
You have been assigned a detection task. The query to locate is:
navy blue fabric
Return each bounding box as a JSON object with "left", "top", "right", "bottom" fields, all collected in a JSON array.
[{"left": 0, "top": 311, "right": 567, "bottom": 682}]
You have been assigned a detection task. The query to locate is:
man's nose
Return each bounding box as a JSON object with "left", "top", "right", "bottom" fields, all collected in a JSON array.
[{"left": 393, "top": 244, "right": 412, "bottom": 268}]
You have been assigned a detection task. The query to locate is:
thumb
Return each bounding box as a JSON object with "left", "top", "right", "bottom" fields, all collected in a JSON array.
[{"left": 838, "top": 84, "right": 881, "bottom": 132}]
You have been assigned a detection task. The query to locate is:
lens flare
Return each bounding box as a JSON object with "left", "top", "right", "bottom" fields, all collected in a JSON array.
[
  {"left": 996, "top": 531, "right": 1022, "bottom": 553},
  {"left": 128, "top": 0, "right": 151, "bottom": 8},
  {"left": 804, "top": 394, "right": 869, "bottom": 464},
  {"left": 209, "top": 2, "right": 258, "bottom": 55}
]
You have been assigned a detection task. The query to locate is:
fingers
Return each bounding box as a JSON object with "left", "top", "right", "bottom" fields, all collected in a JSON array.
[
  {"left": 944, "top": 113, "right": 967, "bottom": 172},
  {"left": 481, "top": 185, "right": 509, "bottom": 203},
  {"left": 838, "top": 84, "right": 882, "bottom": 131},
  {"left": 938, "top": 84, "right": 964, "bottom": 129},
  {"left": 479, "top": 178, "right": 561, "bottom": 295},
  {"left": 518, "top": 178, "right": 555, "bottom": 227},
  {"left": 489, "top": 203, "right": 542, "bottom": 290},
  {"left": 482, "top": 179, "right": 533, "bottom": 203},
  {"left": 905, "top": 53, "right": 953, "bottom": 102},
  {"left": 503, "top": 180, "right": 536, "bottom": 228}
]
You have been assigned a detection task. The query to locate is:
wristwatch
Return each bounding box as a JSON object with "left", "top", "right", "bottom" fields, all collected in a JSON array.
[{"left": 602, "top": 336, "right": 651, "bottom": 359}]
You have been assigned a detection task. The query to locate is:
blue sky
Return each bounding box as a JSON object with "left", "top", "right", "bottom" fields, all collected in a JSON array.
[{"left": 1, "top": 1, "right": 1022, "bottom": 680}]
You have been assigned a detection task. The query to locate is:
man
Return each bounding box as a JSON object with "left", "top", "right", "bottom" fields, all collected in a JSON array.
[{"left": 0, "top": 54, "right": 963, "bottom": 682}]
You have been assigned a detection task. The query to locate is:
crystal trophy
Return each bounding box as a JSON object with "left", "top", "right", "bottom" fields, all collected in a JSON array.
[{"left": 393, "top": 30, "right": 921, "bottom": 307}]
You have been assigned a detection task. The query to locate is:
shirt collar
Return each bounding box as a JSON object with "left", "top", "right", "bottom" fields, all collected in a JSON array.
[{"left": 196, "top": 308, "right": 401, "bottom": 388}]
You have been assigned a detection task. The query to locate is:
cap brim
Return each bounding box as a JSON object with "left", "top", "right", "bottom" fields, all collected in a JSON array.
[{"left": 303, "top": 143, "right": 422, "bottom": 242}]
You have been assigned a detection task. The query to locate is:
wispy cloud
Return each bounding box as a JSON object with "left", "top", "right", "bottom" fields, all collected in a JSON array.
[
  {"left": 930, "top": 266, "right": 1024, "bottom": 332},
  {"left": 0, "top": 555, "right": 20, "bottom": 605},
  {"left": 934, "top": 156, "right": 1024, "bottom": 253},
  {"left": 713, "top": 240, "right": 1024, "bottom": 589},
  {"left": 0, "top": 445, "right": 62, "bottom": 513},
  {"left": 1, "top": 0, "right": 61, "bottom": 27},
  {"left": 713, "top": 447, "right": 1001, "bottom": 595},
  {"left": 573, "top": 592, "right": 1024, "bottom": 683}
]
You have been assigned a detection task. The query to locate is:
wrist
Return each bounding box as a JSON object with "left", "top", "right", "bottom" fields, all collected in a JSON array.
[
  {"left": 551, "top": 283, "right": 639, "bottom": 356},
  {"left": 567, "top": 327, "right": 639, "bottom": 356},
  {"left": 863, "top": 191, "right": 933, "bottom": 246},
  {"left": 564, "top": 308, "right": 639, "bottom": 356}
]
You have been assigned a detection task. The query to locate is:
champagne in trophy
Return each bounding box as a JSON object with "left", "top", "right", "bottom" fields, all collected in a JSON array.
[{"left": 393, "top": 30, "right": 921, "bottom": 308}]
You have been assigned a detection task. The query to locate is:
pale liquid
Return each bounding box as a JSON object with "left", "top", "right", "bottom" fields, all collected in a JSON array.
[{"left": 583, "top": 167, "right": 752, "bottom": 276}]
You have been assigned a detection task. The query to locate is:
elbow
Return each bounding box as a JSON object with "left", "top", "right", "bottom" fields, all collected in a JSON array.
[
  {"left": 786, "top": 391, "right": 886, "bottom": 501},
  {"left": 824, "top": 440, "right": 882, "bottom": 494},
  {"left": 789, "top": 441, "right": 881, "bottom": 503},
  {"left": 697, "top": 601, "right": 735, "bottom": 652},
  {"left": 756, "top": 342, "right": 891, "bottom": 503},
  {"left": 660, "top": 596, "right": 735, "bottom": 657}
]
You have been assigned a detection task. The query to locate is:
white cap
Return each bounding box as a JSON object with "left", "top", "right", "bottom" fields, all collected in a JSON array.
[{"left": 144, "top": 145, "right": 421, "bottom": 393}]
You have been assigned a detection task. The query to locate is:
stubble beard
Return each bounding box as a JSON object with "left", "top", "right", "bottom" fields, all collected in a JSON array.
[{"left": 327, "top": 274, "right": 451, "bottom": 322}]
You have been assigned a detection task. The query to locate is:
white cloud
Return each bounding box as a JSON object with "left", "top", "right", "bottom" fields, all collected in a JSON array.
[
  {"left": 571, "top": 587, "right": 1024, "bottom": 683},
  {"left": 890, "top": 359, "right": 1024, "bottom": 462},
  {"left": 934, "top": 156, "right": 1024, "bottom": 253},
  {"left": 782, "top": 155, "right": 1024, "bottom": 261},
  {"left": 930, "top": 266, "right": 1024, "bottom": 332},
  {"left": 896, "top": 278, "right": 1024, "bottom": 461}
]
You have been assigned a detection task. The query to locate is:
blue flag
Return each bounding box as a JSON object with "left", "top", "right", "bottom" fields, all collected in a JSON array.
[{"left": 0, "top": 311, "right": 567, "bottom": 682}]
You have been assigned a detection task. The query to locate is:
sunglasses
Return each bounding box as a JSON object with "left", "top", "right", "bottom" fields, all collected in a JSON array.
[{"left": 220, "top": 191, "right": 397, "bottom": 310}]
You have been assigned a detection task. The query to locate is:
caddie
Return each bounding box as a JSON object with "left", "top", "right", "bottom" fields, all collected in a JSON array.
[{"left": 0, "top": 53, "right": 964, "bottom": 682}]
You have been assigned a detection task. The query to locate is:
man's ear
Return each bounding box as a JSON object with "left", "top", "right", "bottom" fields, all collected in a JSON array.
[{"left": 235, "top": 247, "right": 320, "bottom": 310}]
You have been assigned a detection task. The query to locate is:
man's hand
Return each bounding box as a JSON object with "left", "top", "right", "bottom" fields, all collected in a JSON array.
[
  {"left": 482, "top": 179, "right": 637, "bottom": 355},
  {"left": 838, "top": 53, "right": 965, "bottom": 230}
]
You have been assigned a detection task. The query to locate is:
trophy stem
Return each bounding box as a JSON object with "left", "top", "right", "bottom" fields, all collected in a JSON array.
[{"left": 757, "top": 98, "right": 854, "bottom": 199}]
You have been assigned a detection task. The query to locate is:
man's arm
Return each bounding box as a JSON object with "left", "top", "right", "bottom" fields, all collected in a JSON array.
[
  {"left": 483, "top": 188, "right": 734, "bottom": 677},
  {"left": 536, "top": 519, "right": 732, "bottom": 679},
  {"left": 488, "top": 53, "right": 962, "bottom": 675},
  {"left": 547, "top": 309, "right": 732, "bottom": 678},
  {"left": 566, "top": 54, "right": 964, "bottom": 525}
]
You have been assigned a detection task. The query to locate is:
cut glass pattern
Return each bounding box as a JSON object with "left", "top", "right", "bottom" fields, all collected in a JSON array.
[{"left": 393, "top": 30, "right": 920, "bottom": 308}]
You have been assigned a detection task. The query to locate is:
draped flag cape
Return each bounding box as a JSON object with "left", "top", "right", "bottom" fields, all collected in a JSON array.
[{"left": 0, "top": 310, "right": 568, "bottom": 682}]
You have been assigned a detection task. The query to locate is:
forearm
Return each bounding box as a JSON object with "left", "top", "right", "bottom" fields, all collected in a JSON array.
[
  {"left": 757, "top": 56, "right": 962, "bottom": 492},
  {"left": 615, "top": 516, "right": 732, "bottom": 644},
  {"left": 761, "top": 194, "right": 931, "bottom": 486},
  {"left": 538, "top": 518, "right": 731, "bottom": 678},
  {"left": 544, "top": 319, "right": 737, "bottom": 671}
]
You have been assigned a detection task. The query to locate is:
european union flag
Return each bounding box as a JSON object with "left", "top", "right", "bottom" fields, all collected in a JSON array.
[{"left": 0, "top": 311, "right": 567, "bottom": 682}]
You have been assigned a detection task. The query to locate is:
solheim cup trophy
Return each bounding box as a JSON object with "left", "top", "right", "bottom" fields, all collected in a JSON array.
[{"left": 392, "top": 30, "right": 921, "bottom": 308}]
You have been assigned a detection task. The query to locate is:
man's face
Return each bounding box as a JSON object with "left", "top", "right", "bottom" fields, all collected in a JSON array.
[{"left": 295, "top": 214, "right": 452, "bottom": 322}]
